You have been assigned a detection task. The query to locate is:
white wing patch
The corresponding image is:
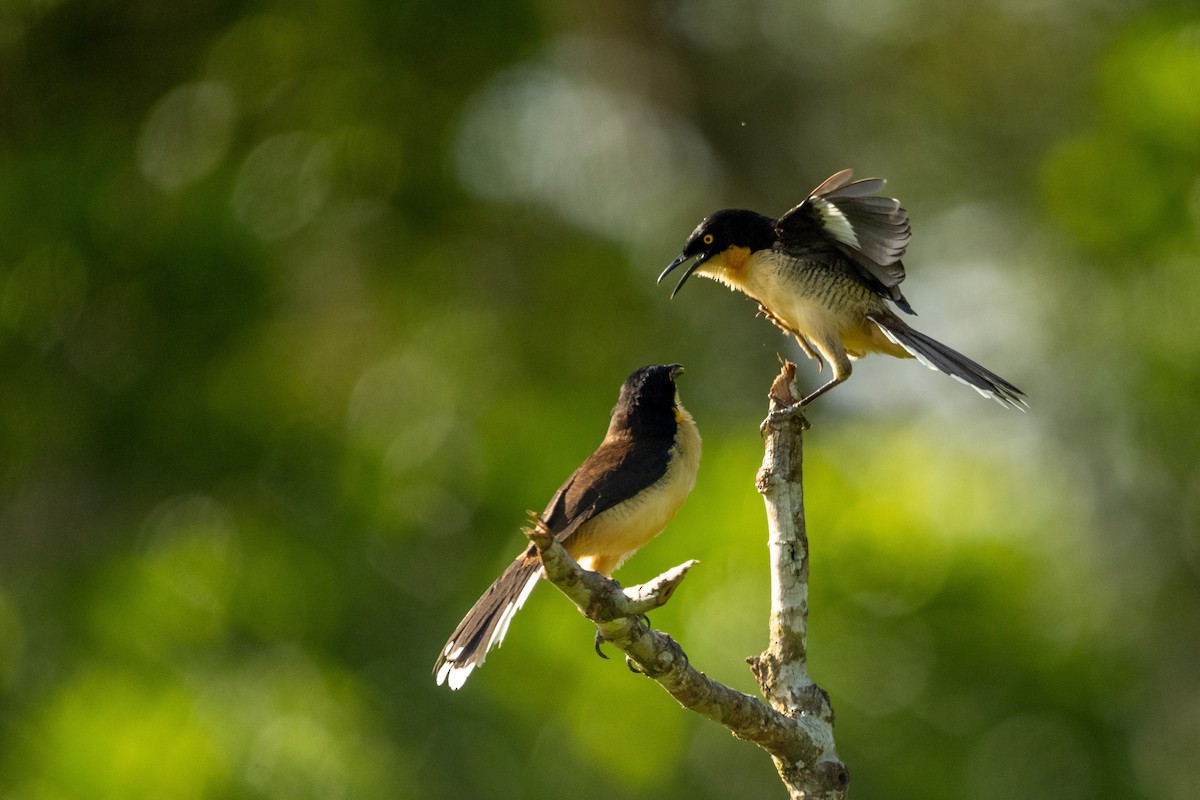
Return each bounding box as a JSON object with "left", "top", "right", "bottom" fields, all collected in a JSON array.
[{"left": 814, "top": 199, "right": 860, "bottom": 249}]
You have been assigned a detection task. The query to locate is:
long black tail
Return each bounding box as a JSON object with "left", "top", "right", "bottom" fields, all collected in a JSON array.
[
  {"left": 434, "top": 553, "right": 542, "bottom": 690},
  {"left": 870, "top": 314, "right": 1027, "bottom": 409}
]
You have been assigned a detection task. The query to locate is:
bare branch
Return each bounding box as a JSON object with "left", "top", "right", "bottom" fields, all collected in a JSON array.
[
  {"left": 751, "top": 361, "right": 847, "bottom": 799},
  {"left": 525, "top": 521, "right": 806, "bottom": 759}
]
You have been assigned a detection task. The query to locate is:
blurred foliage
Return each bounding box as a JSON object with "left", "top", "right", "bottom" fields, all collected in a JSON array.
[{"left": 2, "top": 0, "right": 1199, "bottom": 798}]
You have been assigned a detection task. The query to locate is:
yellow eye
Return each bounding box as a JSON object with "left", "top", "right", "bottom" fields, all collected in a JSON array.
[{"left": 702, "top": 234, "right": 714, "bottom": 245}]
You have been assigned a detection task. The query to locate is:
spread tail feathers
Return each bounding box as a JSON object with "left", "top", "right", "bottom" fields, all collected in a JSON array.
[
  {"left": 869, "top": 314, "right": 1027, "bottom": 410},
  {"left": 434, "top": 555, "right": 542, "bottom": 690}
]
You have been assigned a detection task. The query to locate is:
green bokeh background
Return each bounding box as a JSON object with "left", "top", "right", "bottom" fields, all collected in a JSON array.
[{"left": 3, "top": 1, "right": 1199, "bottom": 798}]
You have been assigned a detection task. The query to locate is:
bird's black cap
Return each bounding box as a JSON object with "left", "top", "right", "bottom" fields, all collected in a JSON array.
[
  {"left": 611, "top": 364, "right": 684, "bottom": 436},
  {"left": 658, "top": 210, "right": 775, "bottom": 297}
]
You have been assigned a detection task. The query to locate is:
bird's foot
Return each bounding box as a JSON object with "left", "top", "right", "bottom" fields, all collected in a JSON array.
[
  {"left": 659, "top": 631, "right": 689, "bottom": 670},
  {"left": 596, "top": 613, "right": 649, "bottom": 660},
  {"left": 594, "top": 631, "right": 609, "bottom": 659},
  {"left": 627, "top": 632, "right": 688, "bottom": 676},
  {"left": 760, "top": 400, "right": 811, "bottom": 435},
  {"left": 796, "top": 336, "right": 822, "bottom": 369},
  {"left": 756, "top": 303, "right": 790, "bottom": 333}
]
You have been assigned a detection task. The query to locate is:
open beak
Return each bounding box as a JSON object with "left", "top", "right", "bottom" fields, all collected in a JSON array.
[
  {"left": 657, "top": 252, "right": 710, "bottom": 298},
  {"left": 668, "top": 364, "right": 685, "bottom": 379}
]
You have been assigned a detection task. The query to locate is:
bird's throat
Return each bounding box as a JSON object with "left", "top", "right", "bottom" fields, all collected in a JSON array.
[{"left": 703, "top": 245, "right": 753, "bottom": 290}]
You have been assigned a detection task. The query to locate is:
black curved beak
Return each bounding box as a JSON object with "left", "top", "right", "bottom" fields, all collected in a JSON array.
[{"left": 658, "top": 252, "right": 710, "bottom": 299}]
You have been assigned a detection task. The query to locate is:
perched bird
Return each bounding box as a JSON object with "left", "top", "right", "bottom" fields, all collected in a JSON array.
[
  {"left": 434, "top": 364, "right": 701, "bottom": 690},
  {"left": 659, "top": 169, "right": 1025, "bottom": 409}
]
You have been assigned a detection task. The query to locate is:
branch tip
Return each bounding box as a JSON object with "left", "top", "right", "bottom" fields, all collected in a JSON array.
[{"left": 769, "top": 361, "right": 801, "bottom": 409}]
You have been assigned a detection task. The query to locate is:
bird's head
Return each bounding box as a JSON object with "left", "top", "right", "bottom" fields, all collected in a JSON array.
[
  {"left": 658, "top": 209, "right": 775, "bottom": 297},
  {"left": 611, "top": 364, "right": 687, "bottom": 436}
]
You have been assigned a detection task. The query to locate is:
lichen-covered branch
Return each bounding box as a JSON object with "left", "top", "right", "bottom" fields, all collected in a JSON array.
[
  {"left": 525, "top": 361, "right": 846, "bottom": 799},
  {"left": 750, "top": 361, "right": 847, "bottom": 799},
  {"left": 525, "top": 521, "right": 805, "bottom": 758}
]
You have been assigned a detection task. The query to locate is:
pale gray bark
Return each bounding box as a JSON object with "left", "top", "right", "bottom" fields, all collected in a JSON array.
[{"left": 524, "top": 361, "right": 847, "bottom": 799}]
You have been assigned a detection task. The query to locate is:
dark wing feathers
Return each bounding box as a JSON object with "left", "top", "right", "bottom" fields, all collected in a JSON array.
[
  {"left": 539, "top": 434, "right": 671, "bottom": 542},
  {"left": 833, "top": 204, "right": 909, "bottom": 272},
  {"left": 776, "top": 169, "right": 916, "bottom": 314},
  {"left": 434, "top": 416, "right": 676, "bottom": 688},
  {"left": 822, "top": 174, "right": 886, "bottom": 198},
  {"left": 804, "top": 168, "right": 856, "bottom": 198}
]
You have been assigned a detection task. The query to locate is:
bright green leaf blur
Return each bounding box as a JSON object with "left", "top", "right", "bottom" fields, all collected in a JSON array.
[{"left": 2, "top": 2, "right": 1198, "bottom": 799}]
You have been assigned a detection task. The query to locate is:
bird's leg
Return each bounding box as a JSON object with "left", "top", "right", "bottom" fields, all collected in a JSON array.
[
  {"left": 758, "top": 304, "right": 821, "bottom": 367},
  {"left": 761, "top": 354, "right": 851, "bottom": 432},
  {"left": 799, "top": 337, "right": 822, "bottom": 369},
  {"left": 757, "top": 303, "right": 793, "bottom": 336},
  {"left": 797, "top": 375, "right": 846, "bottom": 406},
  {"left": 796, "top": 335, "right": 822, "bottom": 370}
]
